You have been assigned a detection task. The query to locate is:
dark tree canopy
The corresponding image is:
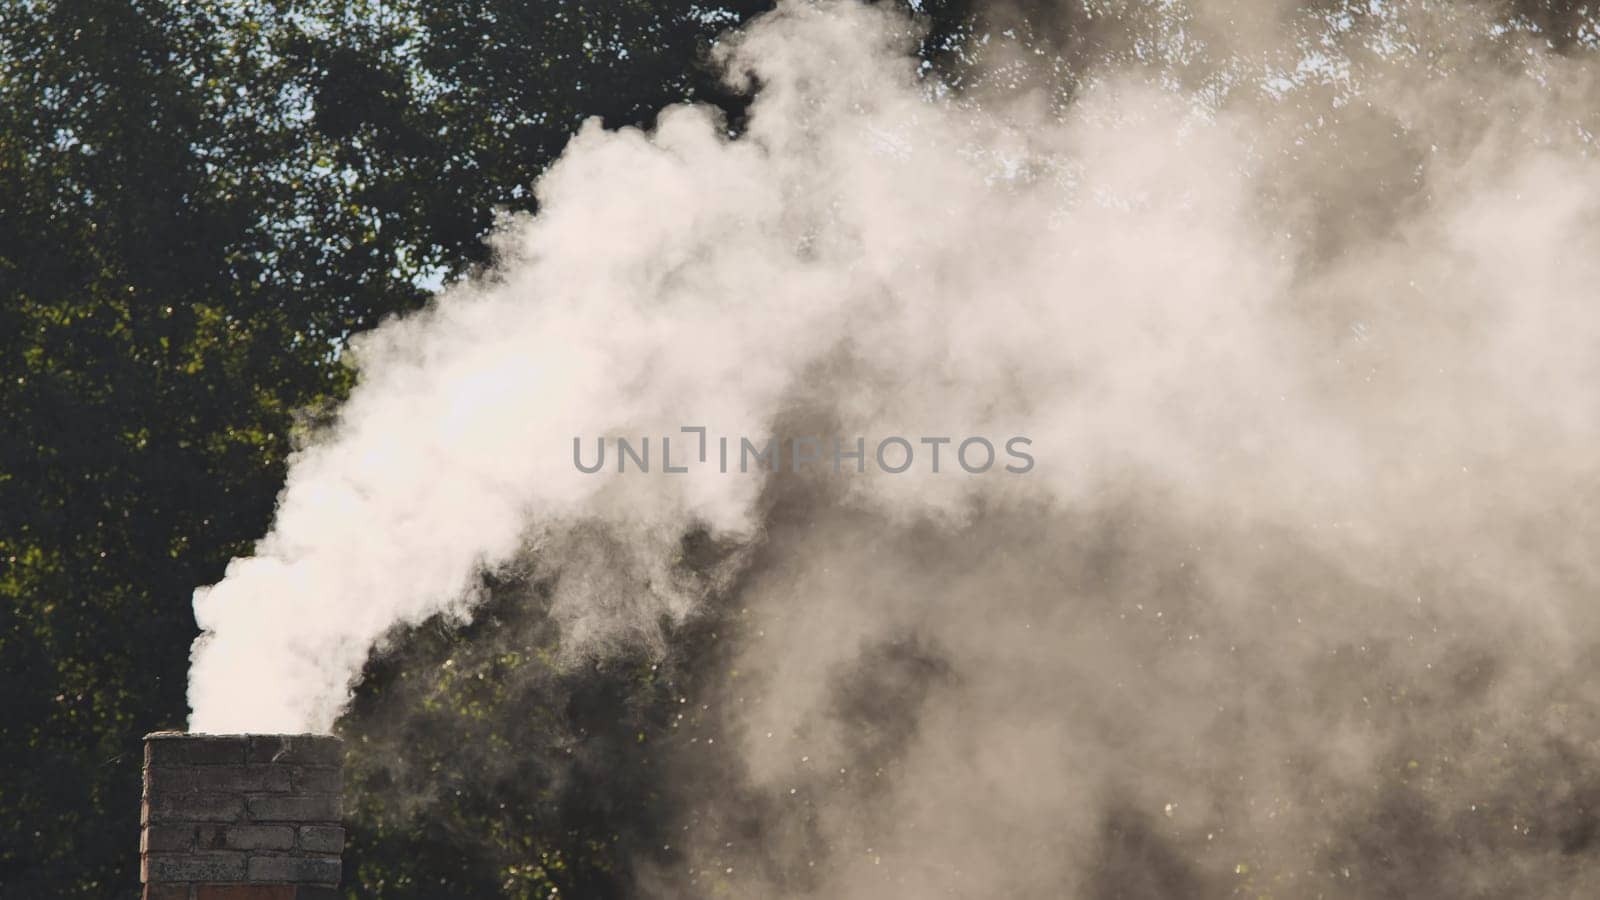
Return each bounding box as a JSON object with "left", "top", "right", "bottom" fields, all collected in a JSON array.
[
  {"left": 0, "top": 0, "right": 741, "bottom": 892},
  {"left": 0, "top": 1, "right": 975, "bottom": 894}
]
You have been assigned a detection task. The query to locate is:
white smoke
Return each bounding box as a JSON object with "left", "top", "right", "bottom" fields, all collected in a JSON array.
[{"left": 190, "top": 0, "right": 1600, "bottom": 892}]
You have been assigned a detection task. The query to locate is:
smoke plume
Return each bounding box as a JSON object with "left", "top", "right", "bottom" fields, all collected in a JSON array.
[{"left": 191, "top": 0, "right": 1600, "bottom": 895}]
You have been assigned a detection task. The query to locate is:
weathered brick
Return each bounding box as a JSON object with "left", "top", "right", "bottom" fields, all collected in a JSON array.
[
  {"left": 296, "top": 825, "right": 344, "bottom": 854},
  {"left": 246, "top": 736, "right": 342, "bottom": 767},
  {"left": 147, "top": 766, "right": 292, "bottom": 795},
  {"left": 143, "top": 851, "right": 247, "bottom": 882},
  {"left": 246, "top": 795, "right": 341, "bottom": 823},
  {"left": 194, "top": 886, "right": 297, "bottom": 900},
  {"left": 246, "top": 855, "right": 341, "bottom": 884},
  {"left": 143, "top": 885, "right": 192, "bottom": 900},
  {"left": 145, "top": 793, "right": 246, "bottom": 824},
  {"left": 141, "top": 734, "right": 345, "bottom": 893},
  {"left": 146, "top": 734, "right": 249, "bottom": 766},
  {"left": 141, "top": 825, "right": 195, "bottom": 853},
  {"left": 198, "top": 824, "right": 296, "bottom": 851},
  {"left": 289, "top": 766, "right": 341, "bottom": 794}
]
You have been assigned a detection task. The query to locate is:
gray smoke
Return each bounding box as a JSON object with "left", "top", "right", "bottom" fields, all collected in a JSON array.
[{"left": 191, "top": 1, "right": 1600, "bottom": 895}]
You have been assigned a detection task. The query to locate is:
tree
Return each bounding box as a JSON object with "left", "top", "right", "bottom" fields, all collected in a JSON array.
[
  {"left": 0, "top": 2, "right": 374, "bottom": 891},
  {"left": 0, "top": 0, "right": 820, "bottom": 893}
]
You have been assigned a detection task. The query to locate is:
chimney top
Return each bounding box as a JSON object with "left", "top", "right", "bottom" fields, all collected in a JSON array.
[{"left": 141, "top": 732, "right": 344, "bottom": 900}]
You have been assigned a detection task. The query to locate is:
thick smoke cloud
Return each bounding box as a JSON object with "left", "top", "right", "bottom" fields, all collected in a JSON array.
[{"left": 190, "top": 0, "right": 1600, "bottom": 895}]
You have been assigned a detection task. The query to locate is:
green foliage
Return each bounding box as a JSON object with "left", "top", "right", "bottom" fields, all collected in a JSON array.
[
  {"left": 0, "top": 0, "right": 752, "bottom": 894},
  {"left": 0, "top": 0, "right": 973, "bottom": 895},
  {"left": 0, "top": 2, "right": 378, "bottom": 892},
  {"left": 338, "top": 569, "right": 723, "bottom": 900}
]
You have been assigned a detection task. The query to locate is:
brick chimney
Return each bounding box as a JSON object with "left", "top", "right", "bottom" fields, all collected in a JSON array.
[{"left": 141, "top": 732, "right": 344, "bottom": 900}]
